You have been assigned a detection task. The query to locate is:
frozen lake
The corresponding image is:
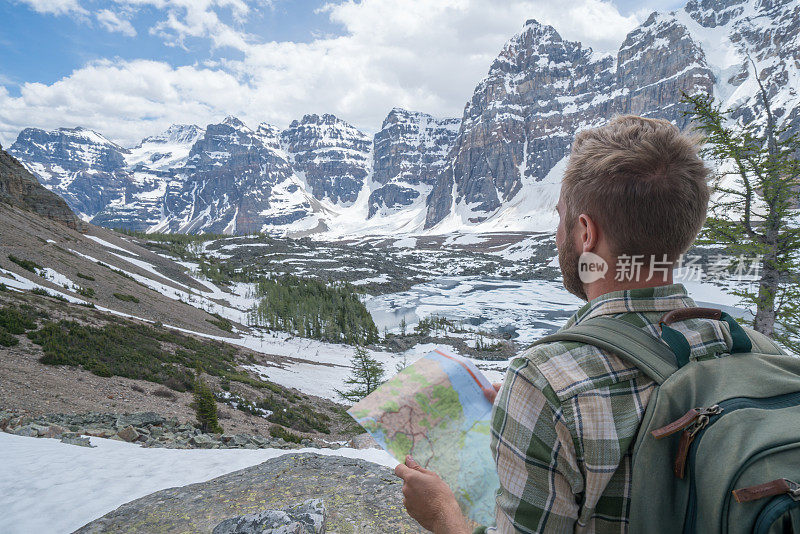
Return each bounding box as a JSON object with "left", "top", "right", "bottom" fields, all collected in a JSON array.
[{"left": 365, "top": 274, "right": 750, "bottom": 345}]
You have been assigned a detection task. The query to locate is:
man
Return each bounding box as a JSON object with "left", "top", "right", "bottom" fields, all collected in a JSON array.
[{"left": 395, "top": 115, "right": 723, "bottom": 532}]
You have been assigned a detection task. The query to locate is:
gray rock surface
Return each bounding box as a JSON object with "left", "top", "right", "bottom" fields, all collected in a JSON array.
[
  {"left": 0, "top": 410, "right": 310, "bottom": 450},
  {"left": 76, "top": 453, "right": 423, "bottom": 533},
  {"left": 0, "top": 146, "right": 83, "bottom": 231},
  {"left": 212, "top": 499, "right": 326, "bottom": 534}
]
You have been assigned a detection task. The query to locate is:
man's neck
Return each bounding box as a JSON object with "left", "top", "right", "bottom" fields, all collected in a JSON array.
[{"left": 584, "top": 272, "right": 675, "bottom": 302}]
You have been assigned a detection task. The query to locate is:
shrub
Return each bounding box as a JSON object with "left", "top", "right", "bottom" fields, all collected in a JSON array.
[
  {"left": 76, "top": 272, "right": 95, "bottom": 281},
  {"left": 75, "top": 286, "right": 95, "bottom": 298},
  {"left": 131, "top": 384, "right": 145, "bottom": 393},
  {"left": 193, "top": 379, "right": 222, "bottom": 434},
  {"left": 113, "top": 293, "right": 140, "bottom": 303},
  {"left": 28, "top": 319, "right": 236, "bottom": 389},
  {"left": 259, "top": 393, "right": 330, "bottom": 434},
  {"left": 0, "top": 305, "right": 38, "bottom": 334},
  {"left": 30, "top": 288, "right": 68, "bottom": 302},
  {"left": 206, "top": 313, "right": 233, "bottom": 332},
  {"left": 0, "top": 328, "right": 19, "bottom": 347},
  {"left": 270, "top": 425, "right": 302, "bottom": 443},
  {"left": 8, "top": 255, "right": 41, "bottom": 273}
]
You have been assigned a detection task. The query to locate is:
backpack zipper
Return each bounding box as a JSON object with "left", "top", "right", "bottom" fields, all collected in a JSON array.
[
  {"left": 676, "top": 391, "right": 800, "bottom": 534},
  {"left": 753, "top": 494, "right": 800, "bottom": 534}
]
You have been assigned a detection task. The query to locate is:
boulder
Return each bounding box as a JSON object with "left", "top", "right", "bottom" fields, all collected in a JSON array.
[
  {"left": 76, "top": 453, "right": 419, "bottom": 533},
  {"left": 190, "top": 434, "right": 217, "bottom": 449},
  {"left": 115, "top": 412, "right": 166, "bottom": 429},
  {"left": 116, "top": 426, "right": 140, "bottom": 443},
  {"left": 212, "top": 499, "right": 326, "bottom": 534},
  {"left": 61, "top": 434, "right": 93, "bottom": 447}
]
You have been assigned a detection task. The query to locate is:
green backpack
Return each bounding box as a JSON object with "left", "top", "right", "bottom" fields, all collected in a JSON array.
[{"left": 534, "top": 307, "right": 800, "bottom": 533}]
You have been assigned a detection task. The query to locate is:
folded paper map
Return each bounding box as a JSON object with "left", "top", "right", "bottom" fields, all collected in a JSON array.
[{"left": 347, "top": 348, "right": 500, "bottom": 526}]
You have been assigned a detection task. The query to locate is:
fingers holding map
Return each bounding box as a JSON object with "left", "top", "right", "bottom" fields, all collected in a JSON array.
[{"left": 347, "top": 348, "right": 500, "bottom": 526}]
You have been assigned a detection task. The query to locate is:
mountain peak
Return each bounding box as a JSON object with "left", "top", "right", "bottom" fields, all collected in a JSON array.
[
  {"left": 140, "top": 124, "right": 203, "bottom": 146},
  {"left": 221, "top": 116, "right": 248, "bottom": 130}
]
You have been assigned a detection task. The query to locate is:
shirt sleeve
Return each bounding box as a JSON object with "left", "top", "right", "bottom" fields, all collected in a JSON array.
[{"left": 489, "top": 355, "right": 583, "bottom": 533}]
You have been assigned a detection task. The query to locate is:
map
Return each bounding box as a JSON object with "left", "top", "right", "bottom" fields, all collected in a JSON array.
[{"left": 348, "top": 348, "right": 499, "bottom": 526}]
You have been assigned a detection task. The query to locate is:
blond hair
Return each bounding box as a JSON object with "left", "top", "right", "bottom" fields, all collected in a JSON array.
[{"left": 562, "top": 115, "right": 710, "bottom": 261}]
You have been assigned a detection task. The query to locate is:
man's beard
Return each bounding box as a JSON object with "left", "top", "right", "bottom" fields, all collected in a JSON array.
[{"left": 558, "top": 238, "right": 588, "bottom": 301}]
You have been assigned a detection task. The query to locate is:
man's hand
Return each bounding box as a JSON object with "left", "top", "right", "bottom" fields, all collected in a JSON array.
[
  {"left": 394, "top": 455, "right": 470, "bottom": 534},
  {"left": 482, "top": 382, "right": 502, "bottom": 404}
]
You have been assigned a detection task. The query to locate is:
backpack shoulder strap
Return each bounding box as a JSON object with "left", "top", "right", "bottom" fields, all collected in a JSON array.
[{"left": 532, "top": 316, "right": 679, "bottom": 385}]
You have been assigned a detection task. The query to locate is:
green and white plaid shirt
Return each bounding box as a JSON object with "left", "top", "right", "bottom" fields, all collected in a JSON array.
[{"left": 476, "top": 283, "right": 736, "bottom": 534}]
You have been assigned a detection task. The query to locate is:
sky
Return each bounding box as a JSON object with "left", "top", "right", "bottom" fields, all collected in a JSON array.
[{"left": 0, "top": 0, "right": 685, "bottom": 147}]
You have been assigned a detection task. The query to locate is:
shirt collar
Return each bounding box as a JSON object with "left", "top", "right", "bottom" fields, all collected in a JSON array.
[{"left": 563, "top": 283, "right": 697, "bottom": 328}]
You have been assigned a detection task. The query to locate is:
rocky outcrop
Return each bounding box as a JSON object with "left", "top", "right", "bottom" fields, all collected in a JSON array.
[
  {"left": 0, "top": 410, "right": 325, "bottom": 450},
  {"left": 163, "top": 117, "right": 310, "bottom": 234},
  {"left": 212, "top": 499, "right": 326, "bottom": 534},
  {"left": 281, "top": 114, "right": 371, "bottom": 205},
  {"left": 0, "top": 146, "right": 82, "bottom": 230},
  {"left": 368, "top": 108, "right": 459, "bottom": 217},
  {"left": 76, "top": 453, "right": 419, "bottom": 533}
]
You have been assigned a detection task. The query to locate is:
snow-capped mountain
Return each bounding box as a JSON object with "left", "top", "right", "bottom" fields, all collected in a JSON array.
[
  {"left": 281, "top": 113, "right": 372, "bottom": 206},
  {"left": 8, "top": 0, "right": 800, "bottom": 236},
  {"left": 369, "top": 108, "right": 460, "bottom": 218},
  {"left": 9, "top": 127, "right": 129, "bottom": 220}
]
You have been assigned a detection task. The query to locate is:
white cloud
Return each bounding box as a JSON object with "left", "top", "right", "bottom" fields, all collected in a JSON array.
[
  {"left": 97, "top": 9, "right": 137, "bottom": 37},
  {"left": 16, "top": 0, "right": 87, "bottom": 15},
  {"left": 1, "top": 0, "right": 643, "bottom": 147},
  {"left": 118, "top": 0, "right": 256, "bottom": 49}
]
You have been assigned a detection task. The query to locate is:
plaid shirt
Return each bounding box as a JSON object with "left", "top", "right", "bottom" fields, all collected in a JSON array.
[{"left": 475, "top": 284, "right": 736, "bottom": 534}]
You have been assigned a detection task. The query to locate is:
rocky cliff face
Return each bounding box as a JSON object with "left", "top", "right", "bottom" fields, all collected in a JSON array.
[
  {"left": 281, "top": 114, "right": 372, "bottom": 206},
  {"left": 0, "top": 146, "right": 82, "bottom": 230},
  {"left": 160, "top": 117, "right": 306, "bottom": 234},
  {"left": 424, "top": 15, "right": 714, "bottom": 228},
  {"left": 9, "top": 127, "right": 129, "bottom": 220},
  {"left": 425, "top": 0, "right": 800, "bottom": 229},
  {"left": 369, "top": 108, "right": 460, "bottom": 218},
  {"left": 7, "top": 0, "right": 799, "bottom": 236}
]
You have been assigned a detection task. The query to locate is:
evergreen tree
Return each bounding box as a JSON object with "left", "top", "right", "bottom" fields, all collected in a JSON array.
[
  {"left": 193, "top": 379, "right": 223, "bottom": 434},
  {"left": 336, "top": 345, "right": 386, "bottom": 403},
  {"left": 400, "top": 317, "right": 407, "bottom": 337},
  {"left": 683, "top": 65, "right": 800, "bottom": 349}
]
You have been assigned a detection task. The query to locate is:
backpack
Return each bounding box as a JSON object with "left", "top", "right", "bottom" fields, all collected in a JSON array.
[{"left": 533, "top": 307, "right": 800, "bottom": 533}]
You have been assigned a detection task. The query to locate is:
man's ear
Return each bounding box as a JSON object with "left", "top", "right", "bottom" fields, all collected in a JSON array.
[{"left": 578, "top": 213, "right": 599, "bottom": 253}]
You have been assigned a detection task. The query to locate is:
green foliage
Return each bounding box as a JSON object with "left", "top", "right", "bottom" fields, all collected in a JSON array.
[
  {"left": 30, "top": 288, "right": 68, "bottom": 302},
  {"left": 683, "top": 78, "right": 800, "bottom": 349},
  {"left": 193, "top": 379, "right": 223, "bottom": 434},
  {"left": 27, "top": 318, "right": 241, "bottom": 389},
  {"left": 8, "top": 254, "right": 41, "bottom": 273},
  {"left": 259, "top": 394, "right": 331, "bottom": 434},
  {"left": 414, "top": 314, "right": 457, "bottom": 337},
  {"left": 206, "top": 313, "right": 233, "bottom": 332},
  {"left": 0, "top": 328, "right": 19, "bottom": 347},
  {"left": 336, "top": 345, "right": 385, "bottom": 403},
  {"left": 0, "top": 305, "right": 38, "bottom": 334},
  {"left": 76, "top": 272, "right": 95, "bottom": 281},
  {"left": 252, "top": 274, "right": 379, "bottom": 345},
  {"left": 270, "top": 425, "right": 302, "bottom": 443},
  {"left": 75, "top": 286, "right": 95, "bottom": 298},
  {"left": 113, "top": 293, "right": 140, "bottom": 303}
]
